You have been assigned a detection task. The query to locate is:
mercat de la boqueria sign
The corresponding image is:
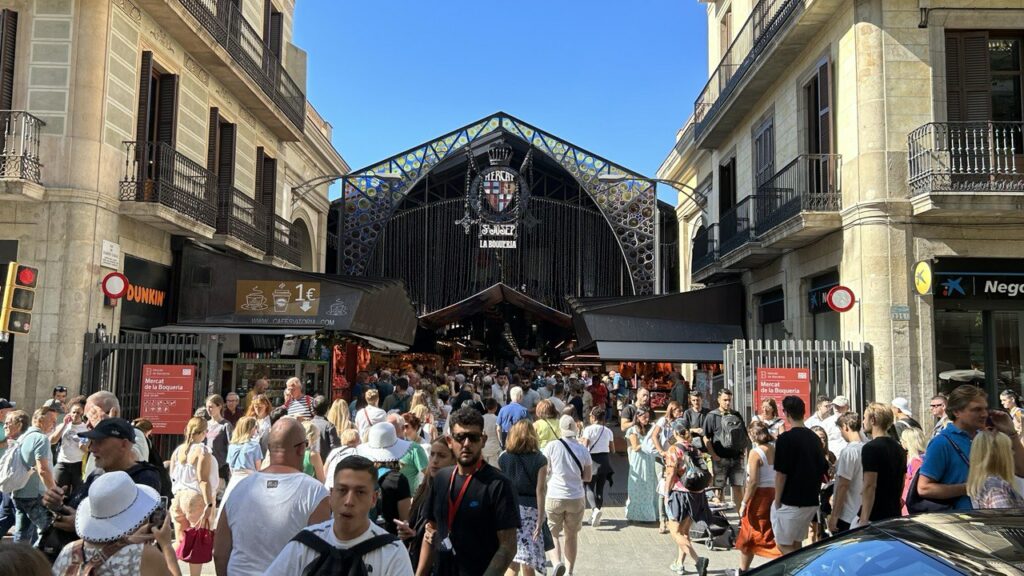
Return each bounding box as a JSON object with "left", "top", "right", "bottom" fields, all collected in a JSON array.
[{"left": 174, "top": 242, "right": 417, "bottom": 346}]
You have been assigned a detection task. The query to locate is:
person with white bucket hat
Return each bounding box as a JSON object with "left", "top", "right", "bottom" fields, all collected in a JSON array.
[
  {"left": 356, "top": 422, "right": 413, "bottom": 535},
  {"left": 51, "top": 470, "right": 180, "bottom": 575}
]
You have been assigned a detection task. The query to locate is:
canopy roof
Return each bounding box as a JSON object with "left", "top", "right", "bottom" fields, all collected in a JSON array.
[
  {"left": 419, "top": 283, "right": 572, "bottom": 330},
  {"left": 568, "top": 283, "right": 745, "bottom": 362}
]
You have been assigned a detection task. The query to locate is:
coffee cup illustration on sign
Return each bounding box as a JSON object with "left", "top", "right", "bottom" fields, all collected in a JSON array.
[
  {"left": 273, "top": 284, "right": 290, "bottom": 312},
  {"left": 242, "top": 286, "right": 268, "bottom": 311}
]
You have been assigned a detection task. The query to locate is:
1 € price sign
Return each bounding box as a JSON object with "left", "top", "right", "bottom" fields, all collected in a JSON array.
[{"left": 235, "top": 280, "right": 321, "bottom": 315}]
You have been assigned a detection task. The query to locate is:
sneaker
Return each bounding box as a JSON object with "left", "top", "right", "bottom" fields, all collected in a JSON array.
[
  {"left": 669, "top": 561, "right": 682, "bottom": 572},
  {"left": 696, "top": 557, "right": 710, "bottom": 576},
  {"left": 592, "top": 508, "right": 603, "bottom": 528},
  {"left": 553, "top": 562, "right": 567, "bottom": 576}
]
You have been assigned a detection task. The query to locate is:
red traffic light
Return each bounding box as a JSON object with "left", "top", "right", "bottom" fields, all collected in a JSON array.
[{"left": 15, "top": 266, "right": 37, "bottom": 288}]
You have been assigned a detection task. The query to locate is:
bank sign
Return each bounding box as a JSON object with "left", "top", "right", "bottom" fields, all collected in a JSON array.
[{"left": 935, "top": 273, "right": 1024, "bottom": 299}]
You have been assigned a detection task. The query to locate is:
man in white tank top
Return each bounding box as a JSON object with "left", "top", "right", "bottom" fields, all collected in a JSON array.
[{"left": 214, "top": 418, "right": 330, "bottom": 576}]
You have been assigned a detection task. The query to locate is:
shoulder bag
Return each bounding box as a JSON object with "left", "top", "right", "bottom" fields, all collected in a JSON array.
[{"left": 906, "top": 435, "right": 970, "bottom": 514}]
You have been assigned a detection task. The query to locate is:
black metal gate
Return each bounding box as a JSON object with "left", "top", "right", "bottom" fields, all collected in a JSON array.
[{"left": 81, "top": 332, "right": 222, "bottom": 458}]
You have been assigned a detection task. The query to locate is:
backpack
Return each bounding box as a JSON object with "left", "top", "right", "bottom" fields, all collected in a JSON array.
[
  {"left": 0, "top": 432, "right": 36, "bottom": 493},
  {"left": 715, "top": 412, "right": 749, "bottom": 452},
  {"left": 291, "top": 529, "right": 398, "bottom": 576},
  {"left": 368, "top": 467, "right": 407, "bottom": 531}
]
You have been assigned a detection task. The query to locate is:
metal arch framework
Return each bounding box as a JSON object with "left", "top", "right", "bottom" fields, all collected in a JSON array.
[{"left": 338, "top": 112, "right": 659, "bottom": 295}]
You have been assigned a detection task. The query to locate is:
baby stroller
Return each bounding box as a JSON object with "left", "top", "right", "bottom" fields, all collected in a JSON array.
[{"left": 689, "top": 509, "right": 737, "bottom": 551}]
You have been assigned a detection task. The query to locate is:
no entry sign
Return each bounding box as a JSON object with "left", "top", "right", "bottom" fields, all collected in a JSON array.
[
  {"left": 101, "top": 272, "right": 129, "bottom": 299},
  {"left": 826, "top": 285, "right": 855, "bottom": 313},
  {"left": 140, "top": 364, "right": 196, "bottom": 434}
]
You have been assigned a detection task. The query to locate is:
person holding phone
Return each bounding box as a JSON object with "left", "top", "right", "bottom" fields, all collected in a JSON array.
[{"left": 51, "top": 470, "right": 182, "bottom": 575}]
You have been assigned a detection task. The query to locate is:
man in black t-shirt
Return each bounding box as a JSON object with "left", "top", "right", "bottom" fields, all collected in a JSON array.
[
  {"left": 702, "top": 389, "right": 746, "bottom": 508},
  {"left": 859, "top": 402, "right": 908, "bottom": 525},
  {"left": 772, "top": 396, "right": 828, "bottom": 554},
  {"left": 419, "top": 408, "right": 520, "bottom": 576},
  {"left": 618, "top": 387, "right": 650, "bottom": 431}
]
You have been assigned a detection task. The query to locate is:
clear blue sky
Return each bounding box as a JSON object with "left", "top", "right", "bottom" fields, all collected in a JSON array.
[{"left": 293, "top": 1, "right": 709, "bottom": 203}]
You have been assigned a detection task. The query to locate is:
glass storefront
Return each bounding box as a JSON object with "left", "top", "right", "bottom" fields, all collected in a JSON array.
[
  {"left": 808, "top": 271, "right": 840, "bottom": 341},
  {"left": 930, "top": 258, "right": 1024, "bottom": 400},
  {"left": 759, "top": 288, "right": 785, "bottom": 340}
]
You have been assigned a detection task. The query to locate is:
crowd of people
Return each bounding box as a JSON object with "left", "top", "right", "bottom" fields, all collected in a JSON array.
[{"left": 0, "top": 368, "right": 1021, "bottom": 576}]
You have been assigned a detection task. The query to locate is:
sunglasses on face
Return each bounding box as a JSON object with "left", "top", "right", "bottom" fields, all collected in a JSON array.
[
  {"left": 452, "top": 432, "right": 482, "bottom": 444},
  {"left": 930, "top": 404, "right": 944, "bottom": 408}
]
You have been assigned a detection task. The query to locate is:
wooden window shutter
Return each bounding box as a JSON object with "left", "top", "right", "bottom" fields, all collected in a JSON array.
[
  {"left": 217, "top": 122, "right": 236, "bottom": 194},
  {"left": 269, "top": 12, "right": 283, "bottom": 59},
  {"left": 946, "top": 32, "right": 991, "bottom": 122},
  {"left": 155, "top": 75, "right": 178, "bottom": 147},
  {"left": 136, "top": 51, "right": 154, "bottom": 144},
  {"left": 207, "top": 107, "right": 220, "bottom": 172},
  {"left": 0, "top": 10, "right": 17, "bottom": 111},
  {"left": 817, "top": 60, "right": 832, "bottom": 156}
]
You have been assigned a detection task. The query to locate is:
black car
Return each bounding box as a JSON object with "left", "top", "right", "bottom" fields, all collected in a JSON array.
[{"left": 748, "top": 510, "right": 1024, "bottom": 576}]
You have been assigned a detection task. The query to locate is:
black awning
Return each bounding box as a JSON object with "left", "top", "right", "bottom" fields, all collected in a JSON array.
[
  {"left": 568, "top": 283, "right": 745, "bottom": 362},
  {"left": 419, "top": 283, "right": 572, "bottom": 329},
  {"left": 174, "top": 242, "right": 417, "bottom": 348}
]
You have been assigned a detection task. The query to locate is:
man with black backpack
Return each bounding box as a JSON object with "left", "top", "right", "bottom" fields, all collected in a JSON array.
[
  {"left": 702, "top": 389, "right": 748, "bottom": 509},
  {"left": 265, "top": 455, "right": 413, "bottom": 575}
]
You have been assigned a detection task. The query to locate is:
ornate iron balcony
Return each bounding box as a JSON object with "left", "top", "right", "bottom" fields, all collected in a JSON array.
[
  {"left": 270, "top": 215, "right": 302, "bottom": 267},
  {"left": 719, "top": 197, "right": 755, "bottom": 256},
  {"left": 179, "top": 0, "right": 305, "bottom": 131},
  {"left": 217, "top": 186, "right": 268, "bottom": 252},
  {"left": 691, "top": 223, "right": 719, "bottom": 273},
  {"left": 908, "top": 122, "right": 1024, "bottom": 195},
  {"left": 0, "top": 111, "right": 44, "bottom": 183},
  {"left": 694, "top": 0, "right": 800, "bottom": 135},
  {"left": 119, "top": 140, "right": 218, "bottom": 228},
  {"left": 754, "top": 154, "right": 842, "bottom": 236}
]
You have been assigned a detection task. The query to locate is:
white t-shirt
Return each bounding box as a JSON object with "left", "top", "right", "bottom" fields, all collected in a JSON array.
[
  {"left": 264, "top": 519, "right": 413, "bottom": 576},
  {"left": 354, "top": 405, "right": 387, "bottom": 436},
  {"left": 823, "top": 413, "right": 847, "bottom": 456},
  {"left": 834, "top": 441, "right": 865, "bottom": 525},
  {"left": 542, "top": 437, "right": 593, "bottom": 501},
  {"left": 57, "top": 422, "right": 89, "bottom": 463},
  {"left": 323, "top": 446, "right": 358, "bottom": 489},
  {"left": 221, "top": 471, "right": 329, "bottom": 576},
  {"left": 581, "top": 424, "right": 613, "bottom": 454},
  {"left": 491, "top": 383, "right": 505, "bottom": 406},
  {"left": 482, "top": 413, "right": 502, "bottom": 456}
]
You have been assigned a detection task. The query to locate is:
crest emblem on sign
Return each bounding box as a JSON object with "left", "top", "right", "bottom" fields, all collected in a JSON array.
[
  {"left": 482, "top": 174, "right": 518, "bottom": 214},
  {"left": 456, "top": 139, "right": 534, "bottom": 249}
]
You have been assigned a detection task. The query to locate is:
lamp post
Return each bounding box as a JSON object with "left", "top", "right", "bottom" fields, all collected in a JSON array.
[
  {"left": 596, "top": 173, "right": 706, "bottom": 207},
  {"left": 331, "top": 172, "right": 403, "bottom": 275}
]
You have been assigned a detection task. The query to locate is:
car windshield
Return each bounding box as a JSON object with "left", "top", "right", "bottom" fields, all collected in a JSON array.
[{"left": 753, "top": 532, "right": 963, "bottom": 576}]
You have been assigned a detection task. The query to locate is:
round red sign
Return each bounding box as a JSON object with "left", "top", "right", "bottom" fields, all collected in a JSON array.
[
  {"left": 826, "top": 285, "right": 856, "bottom": 313},
  {"left": 101, "top": 272, "right": 129, "bottom": 299}
]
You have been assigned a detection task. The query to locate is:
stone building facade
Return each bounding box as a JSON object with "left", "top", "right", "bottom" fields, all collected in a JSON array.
[
  {"left": 0, "top": 0, "right": 346, "bottom": 407},
  {"left": 660, "top": 0, "right": 1024, "bottom": 416}
]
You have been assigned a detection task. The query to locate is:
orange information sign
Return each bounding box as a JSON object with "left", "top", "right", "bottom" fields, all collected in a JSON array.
[
  {"left": 140, "top": 364, "right": 196, "bottom": 434},
  {"left": 755, "top": 367, "right": 811, "bottom": 422}
]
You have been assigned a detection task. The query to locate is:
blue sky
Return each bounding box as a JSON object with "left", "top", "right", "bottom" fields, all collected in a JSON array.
[{"left": 293, "top": 1, "right": 709, "bottom": 203}]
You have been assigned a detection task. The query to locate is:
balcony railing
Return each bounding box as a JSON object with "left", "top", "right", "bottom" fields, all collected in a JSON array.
[
  {"left": 692, "top": 223, "right": 719, "bottom": 273},
  {"left": 179, "top": 0, "right": 305, "bottom": 131},
  {"left": 719, "top": 197, "right": 754, "bottom": 256},
  {"left": 908, "top": 121, "right": 1024, "bottom": 195},
  {"left": 120, "top": 141, "right": 218, "bottom": 228},
  {"left": 217, "top": 186, "right": 267, "bottom": 251},
  {"left": 694, "top": 0, "right": 800, "bottom": 133},
  {"left": 270, "top": 215, "right": 301, "bottom": 267},
  {"left": 0, "top": 111, "right": 44, "bottom": 183},
  {"left": 754, "top": 154, "right": 842, "bottom": 236}
]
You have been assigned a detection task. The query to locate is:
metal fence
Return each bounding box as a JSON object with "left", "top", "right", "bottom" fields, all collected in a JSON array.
[
  {"left": 81, "top": 332, "right": 222, "bottom": 460},
  {"left": 723, "top": 339, "right": 872, "bottom": 420}
]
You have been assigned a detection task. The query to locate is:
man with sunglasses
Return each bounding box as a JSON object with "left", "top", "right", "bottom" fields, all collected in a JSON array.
[
  {"left": 417, "top": 408, "right": 520, "bottom": 576},
  {"left": 930, "top": 394, "right": 949, "bottom": 438}
]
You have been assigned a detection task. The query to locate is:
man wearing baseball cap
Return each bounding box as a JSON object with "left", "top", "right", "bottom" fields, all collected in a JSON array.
[
  {"left": 39, "top": 418, "right": 163, "bottom": 561},
  {"left": 891, "top": 397, "right": 922, "bottom": 437},
  {"left": 824, "top": 396, "right": 852, "bottom": 456}
]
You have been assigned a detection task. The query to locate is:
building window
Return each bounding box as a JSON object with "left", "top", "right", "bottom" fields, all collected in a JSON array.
[
  {"left": 135, "top": 51, "right": 179, "bottom": 180},
  {"left": 807, "top": 271, "right": 840, "bottom": 341},
  {"left": 719, "top": 156, "right": 737, "bottom": 219},
  {"left": 804, "top": 60, "right": 832, "bottom": 156},
  {"left": 946, "top": 32, "right": 1024, "bottom": 126},
  {"left": 753, "top": 115, "right": 775, "bottom": 190},
  {"left": 758, "top": 288, "right": 785, "bottom": 340}
]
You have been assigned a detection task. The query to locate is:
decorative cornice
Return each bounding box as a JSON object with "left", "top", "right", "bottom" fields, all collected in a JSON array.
[
  {"left": 184, "top": 56, "right": 208, "bottom": 85},
  {"left": 112, "top": 0, "right": 141, "bottom": 22}
]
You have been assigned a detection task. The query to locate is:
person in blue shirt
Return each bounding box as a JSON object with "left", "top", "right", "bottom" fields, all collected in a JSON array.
[
  {"left": 496, "top": 387, "right": 529, "bottom": 447},
  {"left": 919, "top": 384, "right": 1024, "bottom": 510}
]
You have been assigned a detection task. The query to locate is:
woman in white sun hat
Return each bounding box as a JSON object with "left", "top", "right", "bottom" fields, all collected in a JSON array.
[
  {"left": 51, "top": 470, "right": 181, "bottom": 575},
  {"left": 355, "top": 421, "right": 413, "bottom": 536}
]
